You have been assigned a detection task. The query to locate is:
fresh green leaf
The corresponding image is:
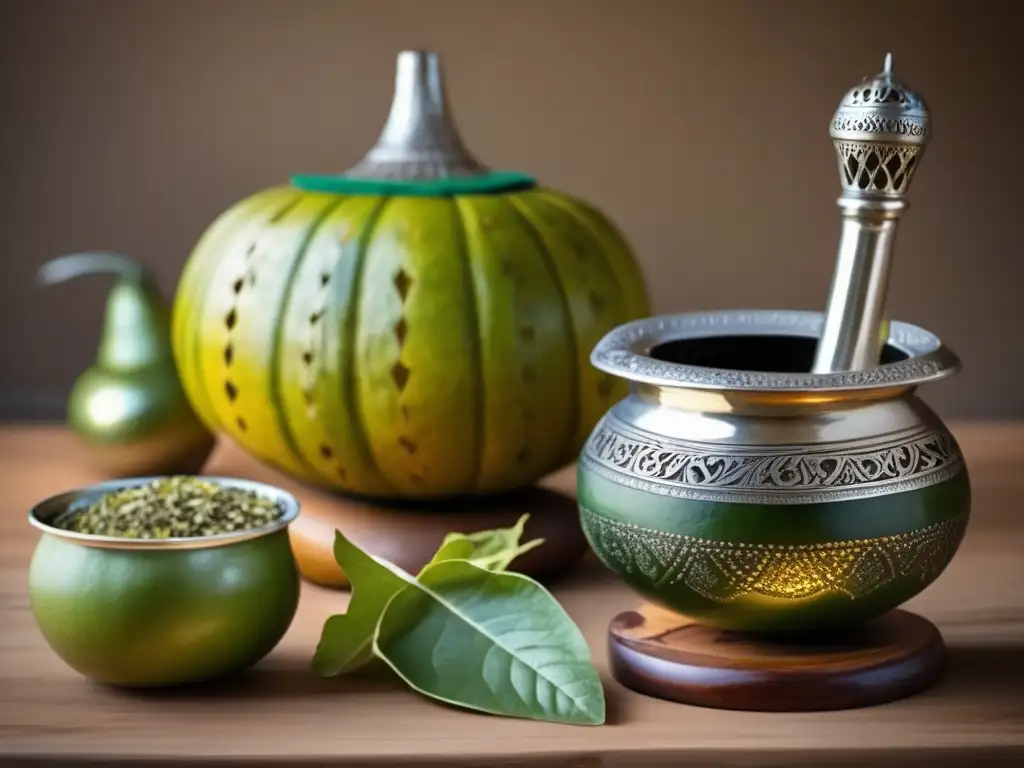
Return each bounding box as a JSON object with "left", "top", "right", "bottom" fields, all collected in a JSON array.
[
  {"left": 314, "top": 529, "right": 483, "bottom": 676},
  {"left": 373, "top": 559, "right": 606, "bottom": 726},
  {"left": 419, "top": 536, "right": 476, "bottom": 573},
  {"left": 442, "top": 514, "right": 545, "bottom": 571},
  {"left": 471, "top": 536, "right": 544, "bottom": 571},
  {"left": 311, "top": 531, "right": 409, "bottom": 676},
  {"left": 313, "top": 524, "right": 512, "bottom": 677},
  {"left": 463, "top": 513, "right": 530, "bottom": 557}
]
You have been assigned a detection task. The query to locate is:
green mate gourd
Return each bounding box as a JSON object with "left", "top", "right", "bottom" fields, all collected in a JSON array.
[
  {"left": 38, "top": 252, "right": 214, "bottom": 477},
  {"left": 171, "top": 51, "right": 649, "bottom": 498}
]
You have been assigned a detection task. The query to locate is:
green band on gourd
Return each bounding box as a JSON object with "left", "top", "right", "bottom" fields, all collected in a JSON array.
[{"left": 290, "top": 171, "right": 537, "bottom": 197}]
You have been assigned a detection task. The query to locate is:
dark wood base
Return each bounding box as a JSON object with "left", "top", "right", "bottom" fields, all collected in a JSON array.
[
  {"left": 608, "top": 604, "right": 947, "bottom": 711},
  {"left": 202, "top": 440, "right": 588, "bottom": 589},
  {"left": 288, "top": 485, "right": 588, "bottom": 588}
]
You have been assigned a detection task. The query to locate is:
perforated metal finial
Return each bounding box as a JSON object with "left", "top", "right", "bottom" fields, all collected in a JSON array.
[
  {"left": 830, "top": 53, "right": 930, "bottom": 197},
  {"left": 812, "top": 54, "right": 933, "bottom": 375}
]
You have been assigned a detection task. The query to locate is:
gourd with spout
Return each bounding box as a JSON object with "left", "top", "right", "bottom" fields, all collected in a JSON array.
[{"left": 38, "top": 252, "right": 215, "bottom": 476}]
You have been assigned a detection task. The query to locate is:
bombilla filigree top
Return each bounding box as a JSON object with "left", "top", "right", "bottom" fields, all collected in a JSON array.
[{"left": 830, "top": 53, "right": 930, "bottom": 197}]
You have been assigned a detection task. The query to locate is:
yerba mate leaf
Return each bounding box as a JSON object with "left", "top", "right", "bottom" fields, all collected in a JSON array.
[
  {"left": 471, "top": 536, "right": 544, "bottom": 571},
  {"left": 312, "top": 531, "right": 409, "bottom": 676},
  {"left": 420, "top": 536, "right": 476, "bottom": 572},
  {"left": 373, "top": 559, "right": 605, "bottom": 726},
  {"left": 313, "top": 520, "right": 547, "bottom": 679},
  {"left": 442, "top": 514, "right": 545, "bottom": 571},
  {"left": 462, "top": 513, "right": 530, "bottom": 556},
  {"left": 313, "top": 529, "right": 488, "bottom": 676}
]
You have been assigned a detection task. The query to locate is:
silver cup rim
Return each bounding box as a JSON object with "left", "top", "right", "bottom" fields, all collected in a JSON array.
[{"left": 590, "top": 308, "right": 961, "bottom": 393}]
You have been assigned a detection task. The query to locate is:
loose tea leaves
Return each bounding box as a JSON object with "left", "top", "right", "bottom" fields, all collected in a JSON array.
[
  {"left": 57, "top": 477, "right": 282, "bottom": 539},
  {"left": 312, "top": 516, "right": 606, "bottom": 726}
]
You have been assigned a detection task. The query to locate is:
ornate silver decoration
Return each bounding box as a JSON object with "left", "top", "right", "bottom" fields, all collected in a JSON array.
[
  {"left": 343, "top": 50, "right": 490, "bottom": 181},
  {"left": 831, "top": 114, "right": 927, "bottom": 137},
  {"left": 812, "top": 53, "right": 932, "bottom": 373},
  {"left": 581, "top": 413, "right": 964, "bottom": 504},
  {"left": 580, "top": 506, "right": 968, "bottom": 602},
  {"left": 833, "top": 141, "right": 920, "bottom": 196},
  {"left": 589, "top": 309, "right": 960, "bottom": 393},
  {"left": 831, "top": 54, "right": 928, "bottom": 148}
]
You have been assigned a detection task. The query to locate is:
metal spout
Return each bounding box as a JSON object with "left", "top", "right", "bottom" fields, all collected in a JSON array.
[
  {"left": 343, "top": 50, "right": 489, "bottom": 181},
  {"left": 811, "top": 54, "right": 931, "bottom": 374}
]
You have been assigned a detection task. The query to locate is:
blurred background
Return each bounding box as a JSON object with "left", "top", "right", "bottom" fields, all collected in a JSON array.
[{"left": 0, "top": 0, "right": 1020, "bottom": 421}]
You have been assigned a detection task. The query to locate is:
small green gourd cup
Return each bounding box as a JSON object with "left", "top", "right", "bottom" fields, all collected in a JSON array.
[{"left": 27, "top": 476, "right": 300, "bottom": 687}]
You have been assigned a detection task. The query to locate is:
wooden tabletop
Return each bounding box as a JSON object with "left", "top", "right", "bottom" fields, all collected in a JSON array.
[{"left": 1, "top": 424, "right": 1023, "bottom": 766}]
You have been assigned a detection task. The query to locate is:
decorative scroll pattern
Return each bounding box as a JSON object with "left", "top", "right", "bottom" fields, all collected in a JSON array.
[
  {"left": 580, "top": 506, "right": 968, "bottom": 602},
  {"left": 845, "top": 81, "right": 920, "bottom": 107},
  {"left": 582, "top": 416, "right": 963, "bottom": 504},
  {"left": 832, "top": 113, "right": 926, "bottom": 137}
]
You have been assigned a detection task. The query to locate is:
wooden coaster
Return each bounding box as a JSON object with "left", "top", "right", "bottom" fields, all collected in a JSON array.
[
  {"left": 609, "top": 604, "right": 947, "bottom": 711},
  {"left": 203, "top": 439, "right": 588, "bottom": 589},
  {"left": 288, "top": 486, "right": 587, "bottom": 588}
]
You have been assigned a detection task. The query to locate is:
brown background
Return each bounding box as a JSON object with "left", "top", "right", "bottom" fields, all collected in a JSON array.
[{"left": 0, "top": 0, "right": 1020, "bottom": 421}]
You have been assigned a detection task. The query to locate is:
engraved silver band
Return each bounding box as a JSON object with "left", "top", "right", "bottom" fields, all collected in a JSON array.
[{"left": 580, "top": 414, "right": 964, "bottom": 504}]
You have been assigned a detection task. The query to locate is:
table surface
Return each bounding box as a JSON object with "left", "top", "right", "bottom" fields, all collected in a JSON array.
[{"left": 1, "top": 424, "right": 1023, "bottom": 767}]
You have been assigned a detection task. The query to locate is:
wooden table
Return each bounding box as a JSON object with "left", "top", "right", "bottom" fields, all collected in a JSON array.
[{"left": 1, "top": 424, "right": 1022, "bottom": 766}]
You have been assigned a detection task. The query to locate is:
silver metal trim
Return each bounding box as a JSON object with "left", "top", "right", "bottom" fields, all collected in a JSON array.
[
  {"left": 581, "top": 452, "right": 963, "bottom": 505},
  {"left": 28, "top": 476, "right": 300, "bottom": 551},
  {"left": 580, "top": 412, "right": 964, "bottom": 504},
  {"left": 830, "top": 54, "right": 929, "bottom": 148},
  {"left": 343, "top": 50, "right": 489, "bottom": 181},
  {"left": 812, "top": 54, "right": 932, "bottom": 374},
  {"left": 590, "top": 309, "right": 960, "bottom": 392}
]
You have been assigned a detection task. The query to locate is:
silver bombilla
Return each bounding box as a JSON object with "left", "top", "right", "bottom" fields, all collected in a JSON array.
[{"left": 811, "top": 54, "right": 931, "bottom": 373}]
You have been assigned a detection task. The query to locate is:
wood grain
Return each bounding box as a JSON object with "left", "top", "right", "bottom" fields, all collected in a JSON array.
[
  {"left": 285, "top": 485, "right": 587, "bottom": 588},
  {"left": 1, "top": 424, "right": 1023, "bottom": 766},
  {"left": 199, "top": 436, "right": 589, "bottom": 587},
  {"left": 609, "top": 607, "right": 947, "bottom": 711}
]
